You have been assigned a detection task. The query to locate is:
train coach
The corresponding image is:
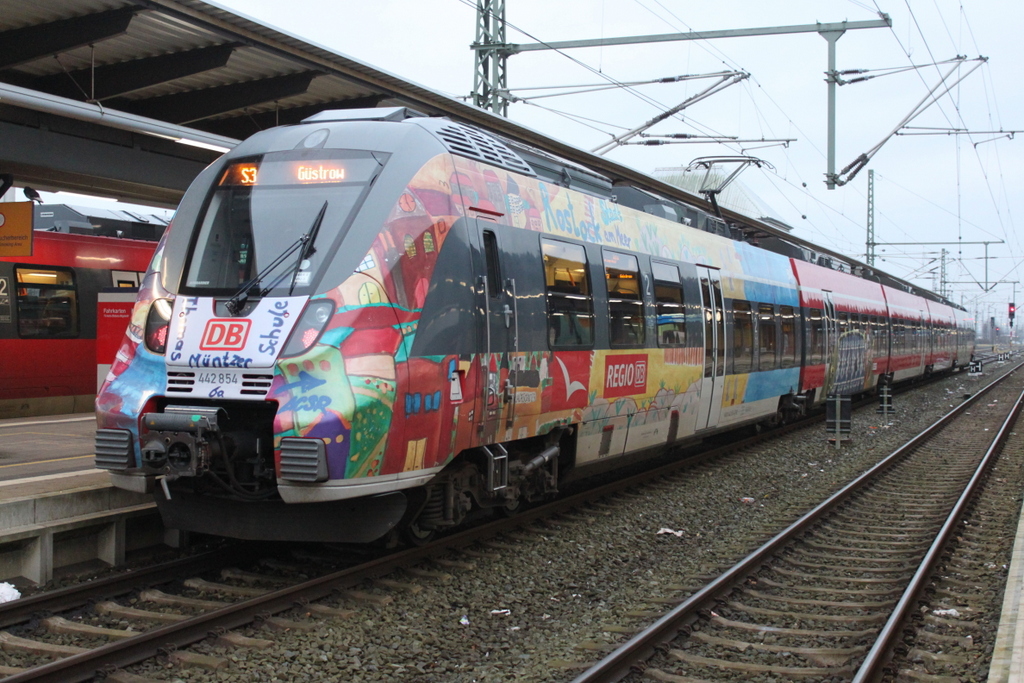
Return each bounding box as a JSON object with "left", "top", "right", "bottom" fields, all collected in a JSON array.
[
  {"left": 93, "top": 108, "right": 974, "bottom": 544},
  {"left": 0, "top": 231, "right": 155, "bottom": 417}
]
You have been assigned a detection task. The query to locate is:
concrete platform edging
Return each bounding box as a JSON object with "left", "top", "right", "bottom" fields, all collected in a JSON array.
[
  {"left": 0, "top": 485, "right": 151, "bottom": 531},
  {"left": 0, "top": 504, "right": 157, "bottom": 584},
  {"left": 987, "top": 492, "right": 1024, "bottom": 682},
  {"left": 0, "top": 474, "right": 164, "bottom": 585}
]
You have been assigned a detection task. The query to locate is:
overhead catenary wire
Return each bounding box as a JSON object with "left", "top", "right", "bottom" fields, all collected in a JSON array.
[
  {"left": 459, "top": 0, "right": 739, "bottom": 143},
  {"left": 877, "top": 0, "right": 1017, "bottom": 261},
  {"left": 504, "top": 72, "right": 740, "bottom": 101},
  {"left": 832, "top": 56, "right": 987, "bottom": 186},
  {"left": 463, "top": 0, "right": 1016, "bottom": 291}
]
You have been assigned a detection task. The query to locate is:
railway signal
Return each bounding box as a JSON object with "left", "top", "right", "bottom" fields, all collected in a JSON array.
[{"left": 1010, "top": 302, "right": 1016, "bottom": 327}]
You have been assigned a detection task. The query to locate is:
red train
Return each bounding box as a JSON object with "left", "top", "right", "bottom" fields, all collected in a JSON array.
[
  {"left": 789, "top": 260, "right": 973, "bottom": 403},
  {"left": 0, "top": 231, "right": 155, "bottom": 418}
]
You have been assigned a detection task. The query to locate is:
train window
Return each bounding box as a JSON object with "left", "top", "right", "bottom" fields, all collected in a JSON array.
[
  {"left": 15, "top": 267, "right": 79, "bottom": 339},
  {"left": 779, "top": 305, "right": 797, "bottom": 368},
  {"left": 808, "top": 308, "right": 824, "bottom": 364},
  {"left": 758, "top": 303, "right": 778, "bottom": 371},
  {"left": 604, "top": 251, "right": 644, "bottom": 347},
  {"left": 110, "top": 270, "right": 142, "bottom": 288},
  {"left": 731, "top": 300, "right": 754, "bottom": 373},
  {"left": 483, "top": 230, "right": 501, "bottom": 298},
  {"left": 651, "top": 261, "right": 678, "bottom": 283},
  {"left": 542, "top": 239, "right": 594, "bottom": 347},
  {"left": 652, "top": 261, "right": 685, "bottom": 347},
  {"left": 184, "top": 149, "right": 386, "bottom": 296}
]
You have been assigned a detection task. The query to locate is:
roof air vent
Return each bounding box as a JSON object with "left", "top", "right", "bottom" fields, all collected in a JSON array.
[
  {"left": 418, "top": 121, "right": 534, "bottom": 176},
  {"left": 302, "top": 107, "right": 426, "bottom": 123}
]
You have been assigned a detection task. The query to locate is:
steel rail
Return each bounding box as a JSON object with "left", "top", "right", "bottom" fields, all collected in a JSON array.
[
  {"left": 851, "top": 382, "right": 1024, "bottom": 683},
  {"left": 570, "top": 362, "right": 1021, "bottom": 683},
  {"left": 0, "top": 379, "right": 888, "bottom": 683},
  {"left": 0, "top": 364, "right": 999, "bottom": 682},
  {"left": 0, "top": 544, "right": 260, "bottom": 629}
]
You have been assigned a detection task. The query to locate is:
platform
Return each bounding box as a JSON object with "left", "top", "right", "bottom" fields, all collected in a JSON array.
[
  {"left": 0, "top": 413, "right": 97, "bottom": 481},
  {"left": 988, "top": 436, "right": 1024, "bottom": 682},
  {"left": 0, "top": 414, "right": 168, "bottom": 585}
]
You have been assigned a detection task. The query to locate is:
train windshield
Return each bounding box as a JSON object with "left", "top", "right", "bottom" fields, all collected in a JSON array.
[{"left": 183, "top": 149, "right": 386, "bottom": 296}]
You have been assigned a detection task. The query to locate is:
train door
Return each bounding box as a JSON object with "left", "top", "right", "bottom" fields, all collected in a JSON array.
[
  {"left": 477, "top": 224, "right": 519, "bottom": 443},
  {"left": 695, "top": 266, "right": 725, "bottom": 430},
  {"left": 822, "top": 291, "right": 838, "bottom": 394},
  {"left": 920, "top": 310, "right": 929, "bottom": 369}
]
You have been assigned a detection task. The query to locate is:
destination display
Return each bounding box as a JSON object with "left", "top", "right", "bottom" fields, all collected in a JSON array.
[{"left": 217, "top": 153, "right": 380, "bottom": 187}]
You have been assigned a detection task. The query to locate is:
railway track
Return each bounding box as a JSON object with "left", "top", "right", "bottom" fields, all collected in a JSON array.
[
  {"left": 0, "top": 361, "right": 1012, "bottom": 682},
  {"left": 0, "top": 416, "right": 837, "bottom": 683},
  {"left": 572, "top": 363, "right": 1024, "bottom": 683},
  {"left": 883, "top": 408, "right": 1024, "bottom": 681}
]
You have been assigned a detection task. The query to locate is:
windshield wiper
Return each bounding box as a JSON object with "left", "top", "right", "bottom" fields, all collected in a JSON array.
[
  {"left": 289, "top": 200, "right": 328, "bottom": 296},
  {"left": 224, "top": 201, "right": 329, "bottom": 316}
]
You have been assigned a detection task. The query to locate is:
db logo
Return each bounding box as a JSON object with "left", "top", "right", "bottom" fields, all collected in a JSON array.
[
  {"left": 603, "top": 354, "right": 648, "bottom": 398},
  {"left": 200, "top": 319, "right": 251, "bottom": 351}
]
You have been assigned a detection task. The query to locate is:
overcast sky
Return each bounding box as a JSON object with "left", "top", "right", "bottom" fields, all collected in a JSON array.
[{"left": 98, "top": 1, "right": 1024, "bottom": 318}]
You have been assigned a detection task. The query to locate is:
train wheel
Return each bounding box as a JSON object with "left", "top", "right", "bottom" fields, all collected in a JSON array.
[
  {"left": 403, "top": 520, "right": 436, "bottom": 546},
  {"left": 497, "top": 495, "right": 524, "bottom": 518}
]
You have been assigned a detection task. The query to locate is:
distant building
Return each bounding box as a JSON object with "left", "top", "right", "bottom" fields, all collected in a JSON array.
[{"left": 33, "top": 204, "right": 169, "bottom": 241}]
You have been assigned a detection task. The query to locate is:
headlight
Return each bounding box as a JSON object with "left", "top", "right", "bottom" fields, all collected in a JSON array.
[
  {"left": 280, "top": 299, "right": 335, "bottom": 357},
  {"left": 144, "top": 299, "right": 173, "bottom": 354}
]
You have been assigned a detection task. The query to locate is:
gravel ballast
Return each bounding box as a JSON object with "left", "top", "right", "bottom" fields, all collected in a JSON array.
[{"left": 104, "top": 363, "right": 1020, "bottom": 683}]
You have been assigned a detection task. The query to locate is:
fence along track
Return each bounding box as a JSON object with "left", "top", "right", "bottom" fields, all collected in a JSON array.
[{"left": 572, "top": 363, "right": 1023, "bottom": 683}]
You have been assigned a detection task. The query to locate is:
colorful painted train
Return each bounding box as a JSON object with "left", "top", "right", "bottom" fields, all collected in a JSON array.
[
  {"left": 94, "top": 108, "right": 975, "bottom": 543},
  {"left": 0, "top": 231, "right": 154, "bottom": 418}
]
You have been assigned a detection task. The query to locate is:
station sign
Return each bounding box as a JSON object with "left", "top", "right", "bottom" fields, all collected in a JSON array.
[
  {"left": 0, "top": 202, "right": 33, "bottom": 257},
  {"left": 96, "top": 290, "right": 138, "bottom": 390}
]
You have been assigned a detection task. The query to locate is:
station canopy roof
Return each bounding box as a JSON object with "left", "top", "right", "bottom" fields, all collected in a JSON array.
[
  {"left": 0, "top": 0, "right": 931, "bottom": 296},
  {"left": 0, "top": 0, "right": 753, "bottom": 217}
]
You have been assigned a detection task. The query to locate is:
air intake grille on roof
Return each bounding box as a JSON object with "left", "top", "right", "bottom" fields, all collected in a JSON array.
[
  {"left": 95, "top": 429, "right": 134, "bottom": 470},
  {"left": 279, "top": 438, "right": 328, "bottom": 483},
  {"left": 434, "top": 124, "right": 535, "bottom": 176}
]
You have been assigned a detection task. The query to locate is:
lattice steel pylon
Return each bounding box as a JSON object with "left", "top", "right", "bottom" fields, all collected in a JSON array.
[
  {"left": 472, "top": 0, "right": 508, "bottom": 116},
  {"left": 866, "top": 168, "right": 876, "bottom": 266}
]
